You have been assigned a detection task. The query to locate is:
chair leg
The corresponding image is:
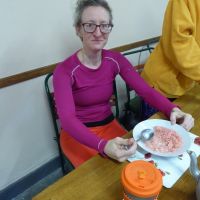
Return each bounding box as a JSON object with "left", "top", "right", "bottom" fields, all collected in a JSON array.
[
  {"left": 59, "top": 151, "right": 75, "bottom": 175},
  {"left": 58, "top": 149, "right": 75, "bottom": 175},
  {"left": 57, "top": 144, "right": 66, "bottom": 175},
  {"left": 62, "top": 156, "right": 75, "bottom": 173}
]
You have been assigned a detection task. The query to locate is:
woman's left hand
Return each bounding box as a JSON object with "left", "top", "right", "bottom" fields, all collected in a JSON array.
[{"left": 170, "top": 107, "right": 194, "bottom": 131}]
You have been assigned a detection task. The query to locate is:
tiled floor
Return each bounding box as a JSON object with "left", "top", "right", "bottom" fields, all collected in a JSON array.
[{"left": 12, "top": 169, "right": 63, "bottom": 200}]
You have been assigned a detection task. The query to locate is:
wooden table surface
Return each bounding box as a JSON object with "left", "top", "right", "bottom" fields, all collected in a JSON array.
[{"left": 33, "top": 84, "right": 200, "bottom": 200}]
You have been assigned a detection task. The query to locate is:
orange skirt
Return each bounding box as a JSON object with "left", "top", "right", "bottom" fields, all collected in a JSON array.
[{"left": 60, "top": 119, "right": 127, "bottom": 168}]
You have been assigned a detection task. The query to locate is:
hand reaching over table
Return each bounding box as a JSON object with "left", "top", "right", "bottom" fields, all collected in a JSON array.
[
  {"left": 170, "top": 107, "right": 194, "bottom": 131},
  {"left": 104, "top": 138, "right": 137, "bottom": 162}
]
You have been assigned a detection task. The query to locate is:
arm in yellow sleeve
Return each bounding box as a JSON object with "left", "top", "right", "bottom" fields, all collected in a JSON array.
[{"left": 161, "top": 0, "right": 200, "bottom": 81}]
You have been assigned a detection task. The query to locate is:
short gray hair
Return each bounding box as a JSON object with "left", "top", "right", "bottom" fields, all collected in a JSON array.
[{"left": 74, "top": 0, "right": 113, "bottom": 27}]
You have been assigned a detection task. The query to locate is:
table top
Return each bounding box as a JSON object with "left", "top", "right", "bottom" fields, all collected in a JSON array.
[{"left": 33, "top": 84, "right": 200, "bottom": 200}]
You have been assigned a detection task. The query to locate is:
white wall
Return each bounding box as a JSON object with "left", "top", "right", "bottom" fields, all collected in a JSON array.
[{"left": 0, "top": 0, "right": 168, "bottom": 190}]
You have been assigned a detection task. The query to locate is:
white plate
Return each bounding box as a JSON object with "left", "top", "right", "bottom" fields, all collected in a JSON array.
[{"left": 132, "top": 119, "right": 191, "bottom": 157}]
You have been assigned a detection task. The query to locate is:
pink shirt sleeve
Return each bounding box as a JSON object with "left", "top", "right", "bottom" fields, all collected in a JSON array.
[{"left": 53, "top": 65, "right": 107, "bottom": 155}]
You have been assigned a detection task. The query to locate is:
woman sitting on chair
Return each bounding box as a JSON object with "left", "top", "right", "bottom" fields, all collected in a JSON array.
[{"left": 53, "top": 0, "right": 194, "bottom": 168}]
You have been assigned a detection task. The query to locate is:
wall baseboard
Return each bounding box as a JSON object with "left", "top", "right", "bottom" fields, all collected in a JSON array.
[{"left": 0, "top": 156, "right": 61, "bottom": 200}]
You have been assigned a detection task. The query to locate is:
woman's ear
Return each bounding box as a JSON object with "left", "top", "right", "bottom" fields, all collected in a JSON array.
[
  {"left": 76, "top": 26, "right": 81, "bottom": 36},
  {"left": 76, "top": 26, "right": 83, "bottom": 41}
]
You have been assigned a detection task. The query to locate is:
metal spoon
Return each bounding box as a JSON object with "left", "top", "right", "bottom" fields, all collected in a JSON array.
[
  {"left": 135, "top": 128, "right": 154, "bottom": 142},
  {"left": 123, "top": 129, "right": 154, "bottom": 150}
]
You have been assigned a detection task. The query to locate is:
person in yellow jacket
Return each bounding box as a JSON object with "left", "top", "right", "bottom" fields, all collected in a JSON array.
[{"left": 142, "top": 0, "right": 200, "bottom": 99}]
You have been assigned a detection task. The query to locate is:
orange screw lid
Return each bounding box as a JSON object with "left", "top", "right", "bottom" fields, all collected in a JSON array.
[{"left": 121, "top": 160, "right": 162, "bottom": 198}]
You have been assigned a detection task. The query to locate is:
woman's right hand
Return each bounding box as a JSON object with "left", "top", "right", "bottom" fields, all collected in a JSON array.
[{"left": 103, "top": 137, "right": 137, "bottom": 162}]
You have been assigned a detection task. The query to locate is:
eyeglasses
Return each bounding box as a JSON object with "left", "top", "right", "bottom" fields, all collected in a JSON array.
[{"left": 81, "top": 23, "right": 113, "bottom": 33}]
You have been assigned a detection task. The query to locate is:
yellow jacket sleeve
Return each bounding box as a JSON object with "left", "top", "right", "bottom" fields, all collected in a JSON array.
[{"left": 162, "top": 0, "right": 200, "bottom": 81}]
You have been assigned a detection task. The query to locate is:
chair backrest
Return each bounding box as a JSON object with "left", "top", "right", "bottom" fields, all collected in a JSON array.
[
  {"left": 112, "top": 79, "right": 120, "bottom": 119},
  {"left": 123, "top": 45, "right": 155, "bottom": 102},
  {"left": 45, "top": 73, "right": 59, "bottom": 136}
]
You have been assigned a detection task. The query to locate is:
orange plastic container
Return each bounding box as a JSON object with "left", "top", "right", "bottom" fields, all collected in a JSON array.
[{"left": 121, "top": 160, "right": 162, "bottom": 200}]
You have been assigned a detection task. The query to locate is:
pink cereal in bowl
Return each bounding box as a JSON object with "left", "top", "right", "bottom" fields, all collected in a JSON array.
[{"left": 145, "top": 126, "right": 182, "bottom": 153}]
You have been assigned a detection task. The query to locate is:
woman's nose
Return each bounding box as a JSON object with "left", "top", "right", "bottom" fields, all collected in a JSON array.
[{"left": 93, "top": 26, "right": 102, "bottom": 36}]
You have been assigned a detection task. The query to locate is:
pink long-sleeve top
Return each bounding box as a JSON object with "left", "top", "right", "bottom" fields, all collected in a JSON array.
[{"left": 53, "top": 49, "right": 176, "bottom": 155}]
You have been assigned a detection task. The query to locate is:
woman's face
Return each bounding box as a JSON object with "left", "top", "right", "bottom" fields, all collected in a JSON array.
[{"left": 76, "top": 6, "right": 111, "bottom": 52}]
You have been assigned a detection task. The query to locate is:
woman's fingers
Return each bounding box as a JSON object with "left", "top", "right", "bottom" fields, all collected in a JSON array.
[
  {"left": 117, "top": 143, "right": 137, "bottom": 162},
  {"left": 104, "top": 137, "right": 137, "bottom": 162},
  {"left": 180, "top": 113, "right": 194, "bottom": 131},
  {"left": 170, "top": 107, "right": 194, "bottom": 131}
]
